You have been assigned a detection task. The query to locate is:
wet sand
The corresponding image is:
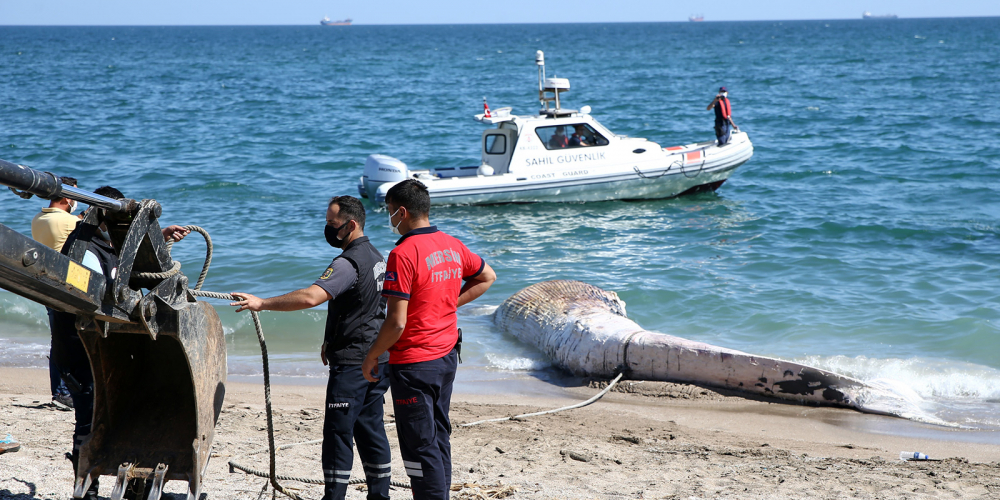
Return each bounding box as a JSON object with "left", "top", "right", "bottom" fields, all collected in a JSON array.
[{"left": 1, "top": 367, "right": 998, "bottom": 499}]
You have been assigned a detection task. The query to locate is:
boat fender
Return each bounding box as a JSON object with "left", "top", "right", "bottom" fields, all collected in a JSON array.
[{"left": 477, "top": 165, "right": 494, "bottom": 176}]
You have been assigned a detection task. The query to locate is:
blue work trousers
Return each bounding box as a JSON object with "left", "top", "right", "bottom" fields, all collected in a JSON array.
[
  {"left": 322, "top": 363, "right": 392, "bottom": 500},
  {"left": 715, "top": 120, "right": 732, "bottom": 145},
  {"left": 49, "top": 309, "right": 95, "bottom": 487},
  {"left": 46, "top": 308, "right": 71, "bottom": 400},
  {"left": 388, "top": 349, "right": 458, "bottom": 500}
]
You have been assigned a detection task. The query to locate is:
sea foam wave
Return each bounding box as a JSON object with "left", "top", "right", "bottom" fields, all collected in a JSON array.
[
  {"left": 0, "top": 339, "right": 49, "bottom": 368},
  {"left": 798, "top": 354, "right": 1000, "bottom": 401},
  {"left": 798, "top": 354, "right": 1000, "bottom": 430},
  {"left": 484, "top": 353, "right": 549, "bottom": 372}
]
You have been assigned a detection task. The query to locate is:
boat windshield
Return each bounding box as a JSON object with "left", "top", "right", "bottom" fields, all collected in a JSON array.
[{"left": 535, "top": 123, "right": 608, "bottom": 150}]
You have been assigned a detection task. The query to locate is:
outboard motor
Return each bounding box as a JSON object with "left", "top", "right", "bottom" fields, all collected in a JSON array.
[
  {"left": 360, "top": 154, "right": 407, "bottom": 202},
  {"left": 0, "top": 159, "right": 226, "bottom": 500}
]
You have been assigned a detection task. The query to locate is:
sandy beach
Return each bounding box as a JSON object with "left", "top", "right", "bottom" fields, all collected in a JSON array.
[{"left": 1, "top": 366, "right": 998, "bottom": 499}]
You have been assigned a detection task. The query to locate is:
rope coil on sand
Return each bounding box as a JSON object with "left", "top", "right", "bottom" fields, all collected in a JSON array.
[
  {"left": 460, "top": 372, "right": 624, "bottom": 427},
  {"left": 172, "top": 227, "right": 624, "bottom": 498},
  {"left": 226, "top": 439, "right": 410, "bottom": 488}
]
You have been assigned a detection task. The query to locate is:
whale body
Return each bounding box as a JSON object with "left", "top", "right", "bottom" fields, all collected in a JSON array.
[{"left": 494, "top": 280, "right": 939, "bottom": 421}]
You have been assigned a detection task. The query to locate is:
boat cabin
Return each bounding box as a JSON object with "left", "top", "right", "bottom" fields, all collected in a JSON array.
[
  {"left": 476, "top": 112, "right": 622, "bottom": 177},
  {"left": 468, "top": 49, "right": 640, "bottom": 177}
]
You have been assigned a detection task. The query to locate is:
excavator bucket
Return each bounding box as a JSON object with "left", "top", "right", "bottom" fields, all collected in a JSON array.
[
  {"left": 73, "top": 301, "right": 227, "bottom": 500},
  {"left": 0, "top": 159, "right": 228, "bottom": 499}
]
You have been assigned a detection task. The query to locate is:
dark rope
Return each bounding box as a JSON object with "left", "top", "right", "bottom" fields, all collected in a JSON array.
[
  {"left": 135, "top": 224, "right": 211, "bottom": 284},
  {"left": 163, "top": 225, "right": 212, "bottom": 290},
  {"left": 634, "top": 161, "right": 676, "bottom": 180},
  {"left": 191, "top": 290, "right": 303, "bottom": 500},
  {"left": 682, "top": 154, "right": 706, "bottom": 178},
  {"left": 133, "top": 259, "right": 181, "bottom": 280}
]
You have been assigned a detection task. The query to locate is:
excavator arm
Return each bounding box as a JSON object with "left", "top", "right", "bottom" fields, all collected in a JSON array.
[{"left": 0, "top": 159, "right": 227, "bottom": 500}]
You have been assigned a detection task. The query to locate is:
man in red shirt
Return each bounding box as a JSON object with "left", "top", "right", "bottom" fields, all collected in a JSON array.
[{"left": 361, "top": 179, "right": 496, "bottom": 499}]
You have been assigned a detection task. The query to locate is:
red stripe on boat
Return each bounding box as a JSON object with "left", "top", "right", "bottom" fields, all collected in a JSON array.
[
  {"left": 666, "top": 146, "right": 684, "bottom": 151},
  {"left": 685, "top": 151, "right": 702, "bottom": 162}
]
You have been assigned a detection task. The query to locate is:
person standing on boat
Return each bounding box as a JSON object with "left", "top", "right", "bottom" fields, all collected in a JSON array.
[
  {"left": 707, "top": 86, "right": 739, "bottom": 145},
  {"left": 231, "top": 196, "right": 392, "bottom": 500},
  {"left": 361, "top": 179, "right": 496, "bottom": 500}
]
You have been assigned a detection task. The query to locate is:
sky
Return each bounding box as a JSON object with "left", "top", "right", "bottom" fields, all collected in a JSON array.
[{"left": 0, "top": 0, "right": 997, "bottom": 25}]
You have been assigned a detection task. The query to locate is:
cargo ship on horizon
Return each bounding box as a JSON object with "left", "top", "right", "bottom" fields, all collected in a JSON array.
[
  {"left": 862, "top": 11, "right": 898, "bottom": 19},
  {"left": 320, "top": 16, "right": 352, "bottom": 26}
]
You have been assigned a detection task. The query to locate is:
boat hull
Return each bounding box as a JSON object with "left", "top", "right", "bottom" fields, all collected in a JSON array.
[
  {"left": 369, "top": 132, "right": 753, "bottom": 206},
  {"left": 494, "top": 280, "right": 938, "bottom": 421}
]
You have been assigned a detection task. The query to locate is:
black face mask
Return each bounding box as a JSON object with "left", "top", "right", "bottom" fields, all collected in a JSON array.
[{"left": 325, "top": 222, "right": 349, "bottom": 248}]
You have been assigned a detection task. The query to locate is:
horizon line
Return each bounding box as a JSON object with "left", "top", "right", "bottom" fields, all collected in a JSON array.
[{"left": 2, "top": 15, "right": 999, "bottom": 28}]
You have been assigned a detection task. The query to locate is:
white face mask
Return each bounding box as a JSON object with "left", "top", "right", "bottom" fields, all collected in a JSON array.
[
  {"left": 68, "top": 200, "right": 78, "bottom": 214},
  {"left": 388, "top": 208, "right": 403, "bottom": 236}
]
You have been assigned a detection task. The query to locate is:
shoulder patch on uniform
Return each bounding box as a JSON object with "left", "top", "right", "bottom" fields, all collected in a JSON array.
[
  {"left": 320, "top": 267, "right": 334, "bottom": 280},
  {"left": 385, "top": 271, "right": 397, "bottom": 282}
]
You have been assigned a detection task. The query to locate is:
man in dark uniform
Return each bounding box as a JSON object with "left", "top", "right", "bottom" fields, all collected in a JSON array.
[
  {"left": 53, "top": 186, "right": 120, "bottom": 500},
  {"left": 232, "top": 195, "right": 392, "bottom": 500},
  {"left": 707, "top": 86, "right": 739, "bottom": 145},
  {"left": 361, "top": 179, "right": 496, "bottom": 500}
]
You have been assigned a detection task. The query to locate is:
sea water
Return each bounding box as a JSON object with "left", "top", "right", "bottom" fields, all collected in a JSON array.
[{"left": 1, "top": 19, "right": 998, "bottom": 432}]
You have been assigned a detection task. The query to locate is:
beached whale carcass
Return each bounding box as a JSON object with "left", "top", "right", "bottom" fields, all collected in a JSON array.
[{"left": 494, "top": 280, "right": 933, "bottom": 420}]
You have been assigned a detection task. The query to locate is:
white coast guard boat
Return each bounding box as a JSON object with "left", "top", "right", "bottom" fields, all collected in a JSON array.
[{"left": 359, "top": 51, "right": 753, "bottom": 206}]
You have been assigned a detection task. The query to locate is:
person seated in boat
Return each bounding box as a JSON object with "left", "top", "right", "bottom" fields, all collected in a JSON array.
[
  {"left": 569, "top": 125, "right": 592, "bottom": 147},
  {"left": 548, "top": 127, "right": 568, "bottom": 149}
]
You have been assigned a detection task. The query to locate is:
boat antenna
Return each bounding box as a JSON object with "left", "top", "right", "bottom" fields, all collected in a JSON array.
[{"left": 536, "top": 50, "right": 546, "bottom": 110}]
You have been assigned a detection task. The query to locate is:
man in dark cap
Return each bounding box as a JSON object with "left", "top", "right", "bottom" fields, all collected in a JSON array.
[{"left": 707, "top": 86, "right": 739, "bottom": 145}]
